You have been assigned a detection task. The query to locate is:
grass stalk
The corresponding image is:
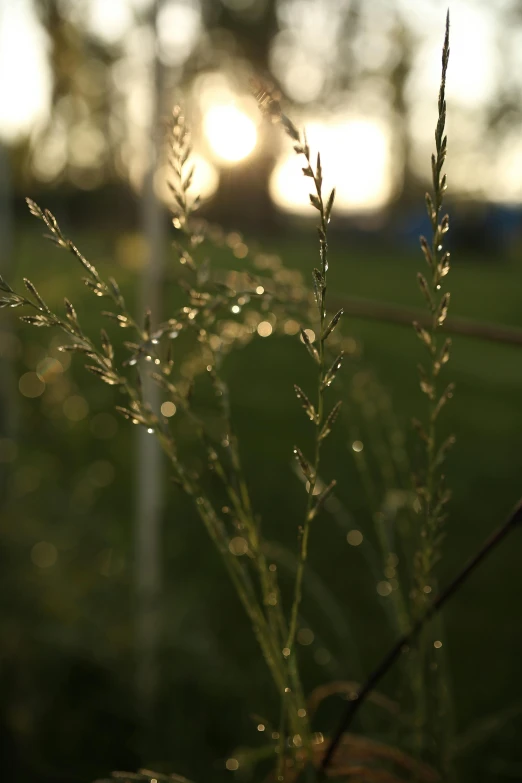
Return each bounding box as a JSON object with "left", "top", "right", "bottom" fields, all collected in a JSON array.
[
  {"left": 7, "top": 192, "right": 309, "bottom": 740},
  {"left": 410, "top": 10, "right": 453, "bottom": 760},
  {"left": 252, "top": 89, "right": 344, "bottom": 771},
  {"left": 286, "top": 140, "right": 332, "bottom": 658},
  {"left": 167, "top": 109, "right": 311, "bottom": 742}
]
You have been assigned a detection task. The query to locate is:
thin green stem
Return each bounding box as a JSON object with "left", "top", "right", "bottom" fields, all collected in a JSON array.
[
  {"left": 411, "top": 11, "right": 452, "bottom": 763},
  {"left": 287, "top": 149, "right": 328, "bottom": 657}
]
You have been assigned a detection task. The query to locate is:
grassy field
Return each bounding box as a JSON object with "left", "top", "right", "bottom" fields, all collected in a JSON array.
[{"left": 2, "top": 219, "right": 522, "bottom": 782}]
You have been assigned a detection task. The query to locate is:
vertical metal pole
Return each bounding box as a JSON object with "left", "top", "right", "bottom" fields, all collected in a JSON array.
[{"left": 135, "top": 0, "right": 166, "bottom": 726}]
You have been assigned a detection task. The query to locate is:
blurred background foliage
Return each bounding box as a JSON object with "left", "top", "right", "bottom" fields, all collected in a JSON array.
[{"left": 1, "top": 1, "right": 522, "bottom": 782}]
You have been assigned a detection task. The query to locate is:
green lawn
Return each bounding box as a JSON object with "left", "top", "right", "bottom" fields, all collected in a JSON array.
[{"left": 2, "top": 220, "right": 522, "bottom": 782}]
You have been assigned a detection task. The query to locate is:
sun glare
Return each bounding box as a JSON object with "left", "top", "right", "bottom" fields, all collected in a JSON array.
[
  {"left": 203, "top": 105, "right": 257, "bottom": 164},
  {"left": 270, "top": 118, "right": 393, "bottom": 213},
  {"left": 0, "top": 0, "right": 51, "bottom": 142}
]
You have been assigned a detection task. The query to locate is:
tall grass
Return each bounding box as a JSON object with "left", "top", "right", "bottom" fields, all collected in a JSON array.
[
  {"left": 411, "top": 11, "right": 454, "bottom": 768},
  {"left": 4, "top": 10, "right": 509, "bottom": 783}
]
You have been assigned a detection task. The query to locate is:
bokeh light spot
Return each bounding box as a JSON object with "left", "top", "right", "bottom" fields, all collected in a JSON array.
[
  {"left": 161, "top": 401, "right": 177, "bottom": 418},
  {"left": 31, "top": 541, "right": 58, "bottom": 569},
  {"left": 301, "top": 329, "right": 316, "bottom": 343},
  {"left": 284, "top": 319, "right": 300, "bottom": 335},
  {"left": 257, "top": 321, "right": 273, "bottom": 337},
  {"left": 19, "top": 372, "right": 45, "bottom": 398},
  {"left": 377, "top": 581, "right": 392, "bottom": 597},
  {"left": 347, "top": 529, "right": 363, "bottom": 546},
  {"left": 229, "top": 537, "right": 248, "bottom": 556},
  {"left": 36, "top": 356, "right": 64, "bottom": 383},
  {"left": 63, "top": 395, "right": 89, "bottom": 422},
  {"left": 297, "top": 628, "right": 314, "bottom": 646}
]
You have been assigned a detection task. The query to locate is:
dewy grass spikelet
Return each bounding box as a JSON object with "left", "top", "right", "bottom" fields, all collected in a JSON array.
[
  {"left": 413, "top": 9, "right": 452, "bottom": 612},
  {"left": 411, "top": 9, "right": 454, "bottom": 765},
  {"left": 254, "top": 83, "right": 344, "bottom": 772},
  {"left": 16, "top": 132, "right": 310, "bottom": 745}
]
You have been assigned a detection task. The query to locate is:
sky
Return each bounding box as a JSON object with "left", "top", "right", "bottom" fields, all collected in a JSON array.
[{"left": 0, "top": 0, "right": 521, "bottom": 211}]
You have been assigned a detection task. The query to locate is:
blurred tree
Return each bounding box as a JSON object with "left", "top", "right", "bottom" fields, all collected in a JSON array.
[
  {"left": 31, "top": 0, "right": 118, "bottom": 188},
  {"left": 388, "top": 12, "right": 416, "bottom": 205},
  {"left": 17, "top": 2, "right": 522, "bottom": 223}
]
